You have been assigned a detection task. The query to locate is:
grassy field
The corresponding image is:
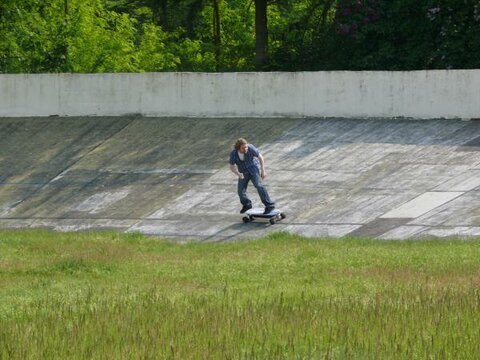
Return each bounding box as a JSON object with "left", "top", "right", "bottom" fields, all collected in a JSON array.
[{"left": 1, "top": 230, "right": 480, "bottom": 359}]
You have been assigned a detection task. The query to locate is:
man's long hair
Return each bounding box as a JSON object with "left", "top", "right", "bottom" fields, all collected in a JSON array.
[{"left": 234, "top": 138, "right": 247, "bottom": 150}]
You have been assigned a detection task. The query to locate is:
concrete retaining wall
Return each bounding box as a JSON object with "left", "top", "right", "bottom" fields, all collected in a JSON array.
[{"left": 0, "top": 71, "right": 479, "bottom": 118}]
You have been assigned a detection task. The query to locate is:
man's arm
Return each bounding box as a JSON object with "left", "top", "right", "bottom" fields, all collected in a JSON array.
[
  {"left": 258, "top": 154, "right": 266, "bottom": 179},
  {"left": 230, "top": 164, "right": 244, "bottom": 179}
]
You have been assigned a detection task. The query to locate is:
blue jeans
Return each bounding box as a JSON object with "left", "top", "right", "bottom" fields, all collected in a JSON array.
[{"left": 238, "top": 170, "right": 275, "bottom": 208}]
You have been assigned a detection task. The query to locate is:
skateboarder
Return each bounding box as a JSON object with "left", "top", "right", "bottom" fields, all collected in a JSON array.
[{"left": 229, "top": 138, "right": 275, "bottom": 214}]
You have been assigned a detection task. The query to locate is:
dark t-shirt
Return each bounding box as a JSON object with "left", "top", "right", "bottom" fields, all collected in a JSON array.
[{"left": 229, "top": 144, "right": 261, "bottom": 174}]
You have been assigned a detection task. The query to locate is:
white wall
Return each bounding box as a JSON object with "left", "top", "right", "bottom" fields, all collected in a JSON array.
[{"left": 0, "top": 71, "right": 479, "bottom": 118}]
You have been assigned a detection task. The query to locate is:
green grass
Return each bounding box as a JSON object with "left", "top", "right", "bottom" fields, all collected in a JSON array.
[{"left": 1, "top": 230, "right": 480, "bottom": 359}]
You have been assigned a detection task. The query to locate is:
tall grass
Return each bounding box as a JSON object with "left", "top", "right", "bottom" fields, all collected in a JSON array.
[{"left": 1, "top": 230, "right": 480, "bottom": 359}]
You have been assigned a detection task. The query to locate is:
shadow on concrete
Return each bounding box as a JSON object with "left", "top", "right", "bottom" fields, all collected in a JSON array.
[{"left": 2, "top": 117, "right": 480, "bottom": 240}]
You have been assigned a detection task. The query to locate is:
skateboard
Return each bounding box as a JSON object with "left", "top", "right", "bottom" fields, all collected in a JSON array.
[{"left": 242, "top": 208, "right": 286, "bottom": 225}]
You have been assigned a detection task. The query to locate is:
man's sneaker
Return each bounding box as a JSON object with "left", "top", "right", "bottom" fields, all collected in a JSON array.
[
  {"left": 240, "top": 204, "right": 252, "bottom": 214},
  {"left": 264, "top": 206, "right": 275, "bottom": 214}
]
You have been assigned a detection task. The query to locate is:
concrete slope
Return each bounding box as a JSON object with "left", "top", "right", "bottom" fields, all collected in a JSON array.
[{"left": 2, "top": 117, "right": 480, "bottom": 240}]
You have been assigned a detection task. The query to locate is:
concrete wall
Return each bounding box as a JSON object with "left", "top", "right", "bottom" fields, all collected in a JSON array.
[{"left": 0, "top": 71, "right": 479, "bottom": 118}]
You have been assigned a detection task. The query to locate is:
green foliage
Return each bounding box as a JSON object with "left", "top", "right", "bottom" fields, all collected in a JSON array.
[
  {"left": 0, "top": 0, "right": 68, "bottom": 73},
  {"left": 196, "top": 0, "right": 256, "bottom": 71},
  {"left": 1, "top": 0, "right": 480, "bottom": 72},
  {"left": 317, "top": 0, "right": 480, "bottom": 70},
  {"left": 136, "top": 23, "right": 180, "bottom": 71},
  {"left": 66, "top": 0, "right": 138, "bottom": 72},
  {"left": 268, "top": 0, "right": 337, "bottom": 70}
]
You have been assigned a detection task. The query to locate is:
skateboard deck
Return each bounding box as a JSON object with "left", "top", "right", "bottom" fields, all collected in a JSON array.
[{"left": 242, "top": 208, "right": 286, "bottom": 225}]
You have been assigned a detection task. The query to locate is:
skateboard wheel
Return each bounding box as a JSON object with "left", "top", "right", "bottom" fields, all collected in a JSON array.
[
  {"left": 269, "top": 218, "right": 275, "bottom": 225},
  {"left": 243, "top": 216, "right": 250, "bottom": 223},
  {"left": 280, "top": 213, "right": 286, "bottom": 219}
]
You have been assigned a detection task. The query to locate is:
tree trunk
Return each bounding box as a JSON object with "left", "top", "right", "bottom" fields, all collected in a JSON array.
[
  {"left": 155, "top": 0, "right": 169, "bottom": 30},
  {"left": 254, "top": 0, "right": 268, "bottom": 70},
  {"left": 64, "top": 0, "right": 69, "bottom": 69},
  {"left": 186, "top": 0, "right": 204, "bottom": 37},
  {"left": 213, "top": 0, "right": 221, "bottom": 71}
]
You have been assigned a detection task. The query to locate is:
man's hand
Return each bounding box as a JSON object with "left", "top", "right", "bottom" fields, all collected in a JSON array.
[
  {"left": 258, "top": 154, "right": 267, "bottom": 180},
  {"left": 230, "top": 164, "right": 244, "bottom": 179}
]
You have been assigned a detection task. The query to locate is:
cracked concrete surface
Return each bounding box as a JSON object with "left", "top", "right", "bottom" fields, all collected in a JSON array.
[{"left": 2, "top": 116, "right": 480, "bottom": 240}]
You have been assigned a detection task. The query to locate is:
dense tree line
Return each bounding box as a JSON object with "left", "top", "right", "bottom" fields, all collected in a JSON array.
[{"left": 1, "top": 0, "right": 479, "bottom": 73}]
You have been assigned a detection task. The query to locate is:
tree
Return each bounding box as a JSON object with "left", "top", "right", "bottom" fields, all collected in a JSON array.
[
  {"left": 267, "top": 0, "right": 337, "bottom": 70},
  {"left": 3, "top": 0, "right": 479, "bottom": 73},
  {"left": 213, "top": 0, "right": 221, "bottom": 70},
  {"left": 254, "top": 0, "right": 268, "bottom": 69},
  {"left": 0, "top": 0, "right": 69, "bottom": 73},
  {"left": 65, "top": 0, "right": 138, "bottom": 72}
]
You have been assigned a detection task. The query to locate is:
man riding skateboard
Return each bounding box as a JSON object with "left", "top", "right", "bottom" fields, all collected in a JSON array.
[{"left": 229, "top": 138, "right": 276, "bottom": 214}]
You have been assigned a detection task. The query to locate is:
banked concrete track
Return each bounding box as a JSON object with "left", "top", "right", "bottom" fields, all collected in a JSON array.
[{"left": 2, "top": 117, "right": 480, "bottom": 240}]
